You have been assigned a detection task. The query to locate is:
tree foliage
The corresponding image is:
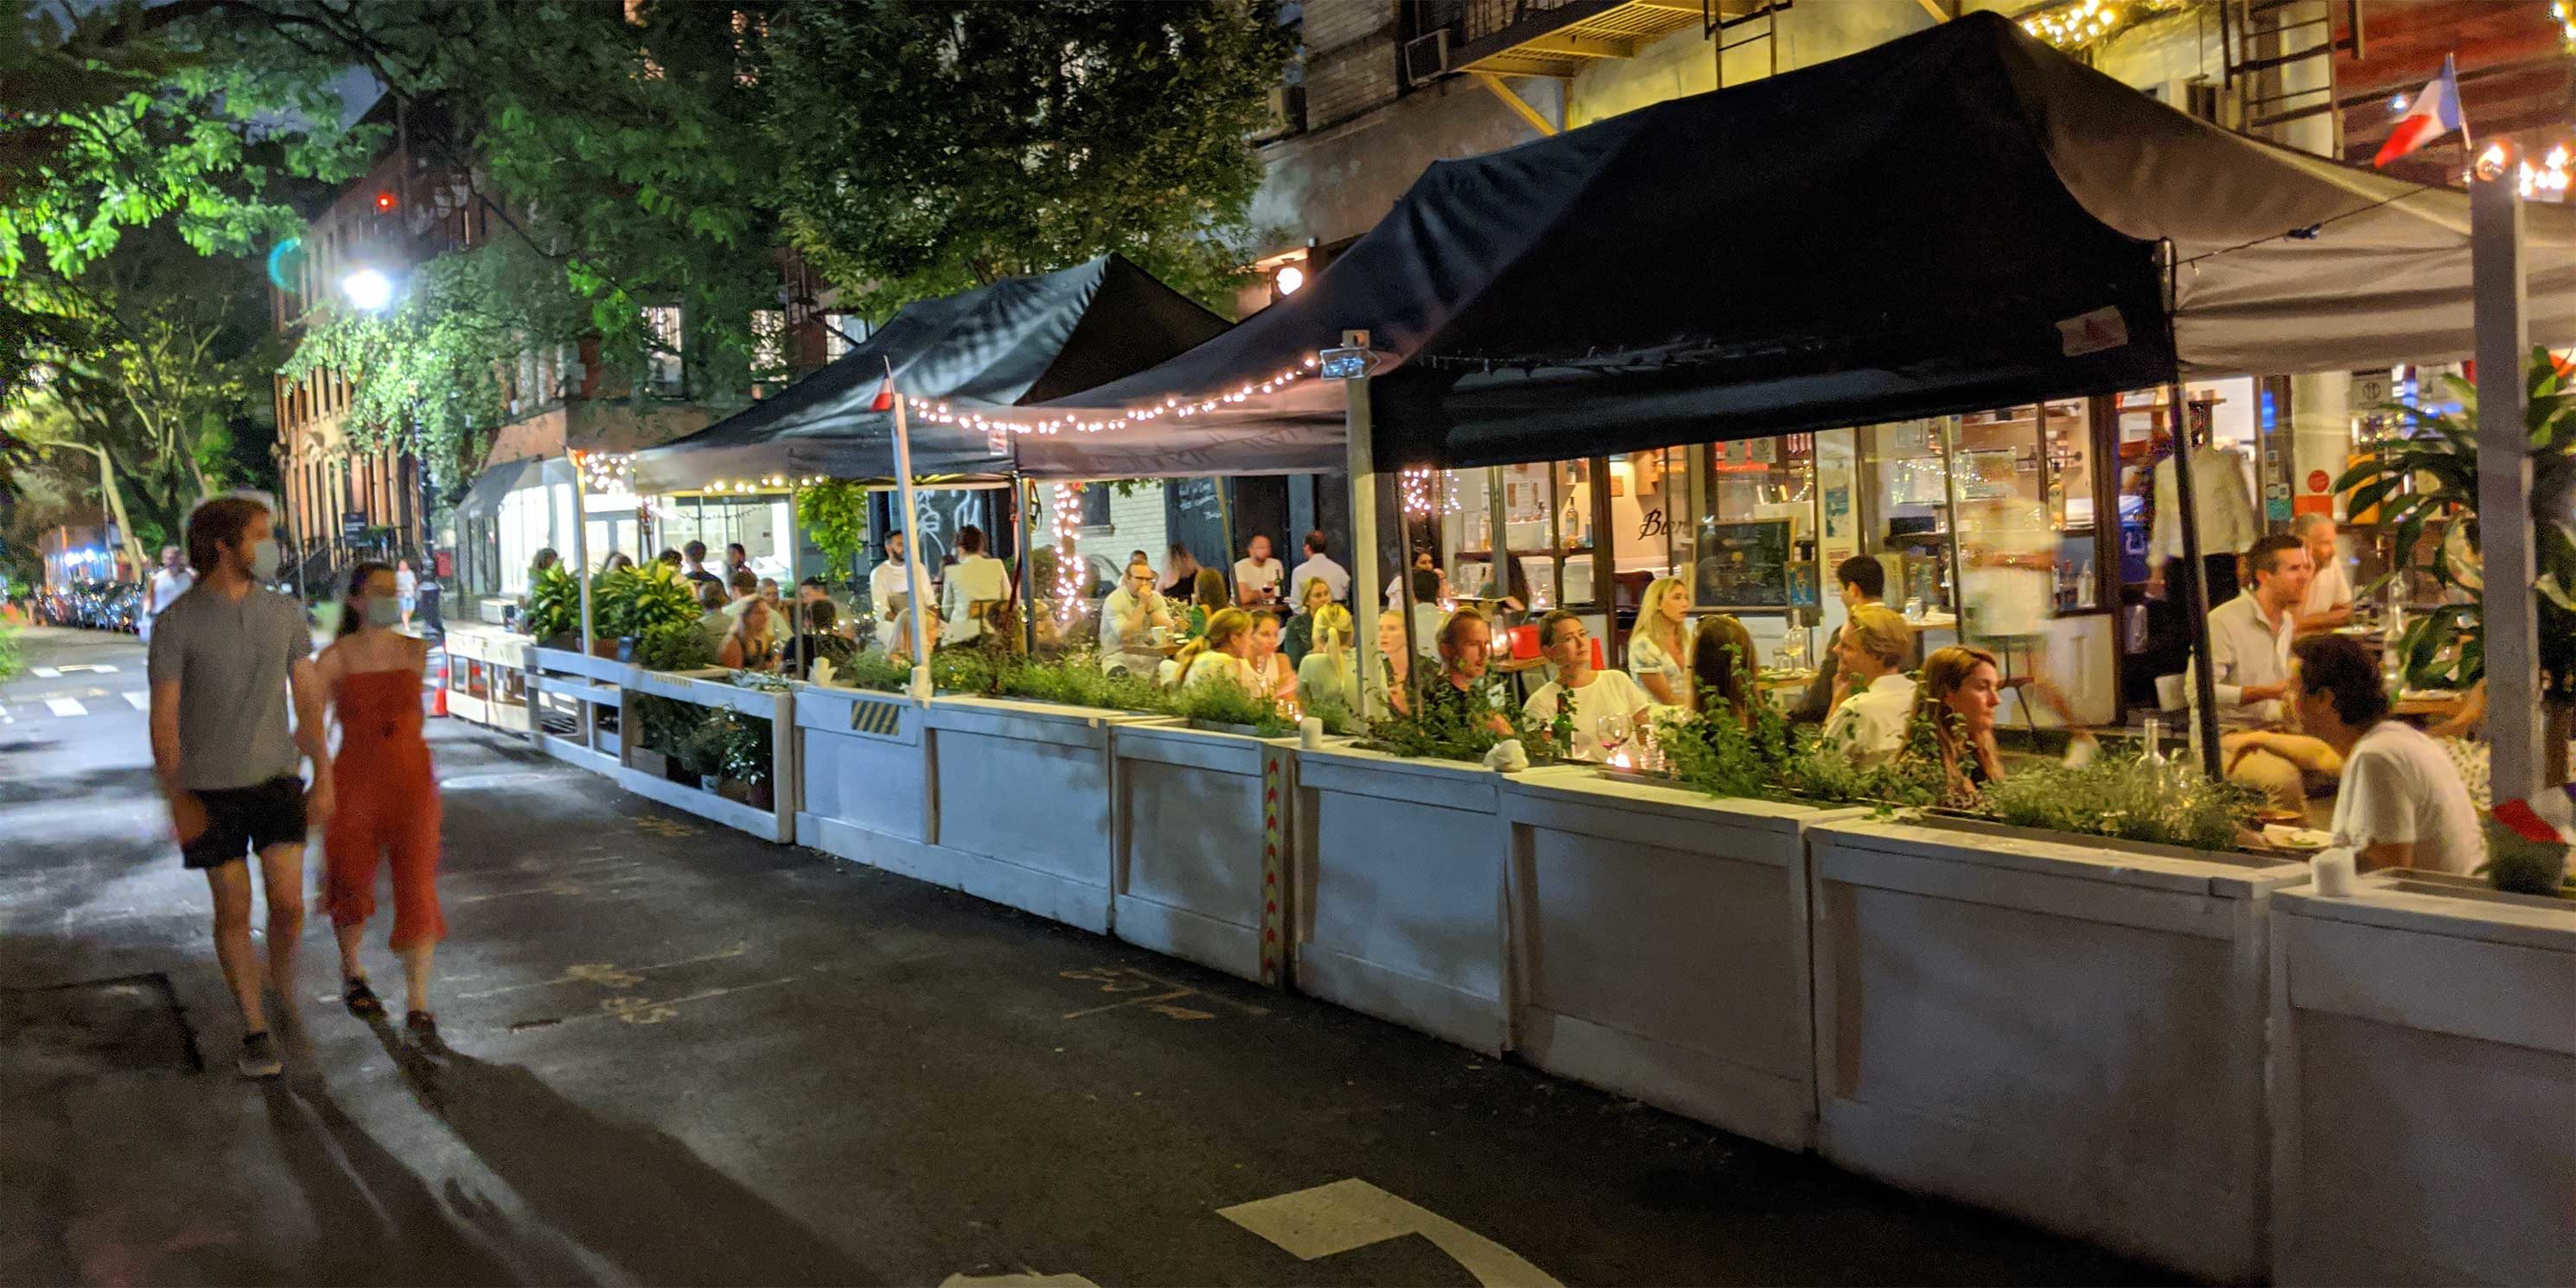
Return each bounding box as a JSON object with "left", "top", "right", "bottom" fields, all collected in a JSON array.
[{"left": 762, "top": 0, "right": 1295, "bottom": 317}]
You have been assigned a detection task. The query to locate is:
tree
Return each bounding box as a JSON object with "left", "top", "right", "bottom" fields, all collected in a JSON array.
[{"left": 762, "top": 0, "right": 1296, "bottom": 317}]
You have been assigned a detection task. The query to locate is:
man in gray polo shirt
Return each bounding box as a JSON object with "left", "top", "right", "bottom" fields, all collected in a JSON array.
[{"left": 149, "top": 494, "right": 334, "bottom": 1078}]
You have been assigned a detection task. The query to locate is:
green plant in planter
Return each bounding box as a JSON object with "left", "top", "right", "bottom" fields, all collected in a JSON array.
[
  {"left": 1769, "top": 712, "right": 1947, "bottom": 809},
  {"left": 1361, "top": 680, "right": 1538, "bottom": 763},
  {"left": 622, "top": 562, "right": 705, "bottom": 635},
  {"left": 991, "top": 655, "right": 1173, "bottom": 715},
  {"left": 796, "top": 481, "right": 869, "bottom": 589},
  {"left": 826, "top": 650, "right": 912, "bottom": 692},
  {"left": 720, "top": 714, "right": 774, "bottom": 786},
  {"left": 590, "top": 569, "right": 635, "bottom": 641},
  {"left": 522, "top": 564, "right": 581, "bottom": 642},
  {"left": 629, "top": 693, "right": 700, "bottom": 757},
  {"left": 1979, "top": 751, "right": 2266, "bottom": 852},
  {"left": 1171, "top": 670, "right": 1291, "bottom": 734},
  {"left": 679, "top": 712, "right": 735, "bottom": 781},
  {"left": 634, "top": 621, "right": 715, "bottom": 673}
]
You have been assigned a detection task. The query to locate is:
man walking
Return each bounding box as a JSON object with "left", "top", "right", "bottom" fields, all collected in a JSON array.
[
  {"left": 141, "top": 545, "right": 193, "bottom": 646},
  {"left": 148, "top": 495, "right": 334, "bottom": 1078}
]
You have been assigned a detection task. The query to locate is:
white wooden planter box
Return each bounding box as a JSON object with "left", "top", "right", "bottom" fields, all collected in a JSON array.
[
  {"left": 792, "top": 685, "right": 940, "bottom": 883},
  {"left": 441, "top": 626, "right": 531, "bottom": 733},
  {"left": 528, "top": 646, "right": 625, "bottom": 777},
  {"left": 1808, "top": 817, "right": 2308, "bottom": 1283},
  {"left": 1294, "top": 743, "right": 1510, "bottom": 1055},
  {"left": 616, "top": 667, "right": 795, "bottom": 843},
  {"left": 1111, "top": 722, "right": 1296, "bottom": 985},
  {"left": 2270, "top": 871, "right": 2576, "bottom": 1287},
  {"left": 1500, "top": 768, "right": 1858, "bottom": 1151},
  {"left": 926, "top": 696, "right": 1160, "bottom": 934}
]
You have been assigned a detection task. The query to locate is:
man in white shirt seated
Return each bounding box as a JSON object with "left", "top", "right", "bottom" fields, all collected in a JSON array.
[
  {"left": 2291, "top": 513, "right": 2352, "bottom": 634},
  {"left": 2190, "top": 534, "right": 2335, "bottom": 812},
  {"left": 1097, "top": 560, "right": 1173, "bottom": 677},
  {"left": 939, "top": 524, "right": 1012, "bottom": 647},
  {"left": 1232, "top": 533, "right": 1285, "bottom": 608},
  {"left": 2293, "top": 634, "right": 2484, "bottom": 874},
  {"left": 1523, "top": 610, "right": 1653, "bottom": 762},
  {"left": 869, "top": 530, "right": 914, "bottom": 627},
  {"left": 1287, "top": 529, "right": 1349, "bottom": 609},
  {"left": 1819, "top": 603, "right": 1918, "bottom": 766}
]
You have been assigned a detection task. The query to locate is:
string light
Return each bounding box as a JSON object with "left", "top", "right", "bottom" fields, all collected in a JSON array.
[
  {"left": 1046, "top": 483, "right": 1087, "bottom": 629},
  {"left": 1398, "top": 468, "right": 1460, "bottom": 519},
  {"left": 2017, "top": 0, "right": 2184, "bottom": 52},
  {"left": 906, "top": 351, "right": 1329, "bottom": 437}
]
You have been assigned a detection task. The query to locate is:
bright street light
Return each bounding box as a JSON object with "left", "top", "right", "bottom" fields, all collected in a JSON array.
[
  {"left": 1274, "top": 265, "right": 1305, "bottom": 296},
  {"left": 341, "top": 268, "right": 395, "bottom": 312}
]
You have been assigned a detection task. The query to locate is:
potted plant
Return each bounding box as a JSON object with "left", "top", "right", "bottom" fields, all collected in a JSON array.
[
  {"left": 795, "top": 481, "right": 869, "bottom": 596},
  {"left": 2337, "top": 346, "right": 2576, "bottom": 786},
  {"left": 680, "top": 712, "right": 734, "bottom": 793},
  {"left": 634, "top": 620, "right": 714, "bottom": 673},
  {"left": 719, "top": 713, "right": 775, "bottom": 809},
  {"left": 521, "top": 564, "right": 582, "bottom": 648}
]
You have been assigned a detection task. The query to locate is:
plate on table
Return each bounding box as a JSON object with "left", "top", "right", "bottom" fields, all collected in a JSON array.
[{"left": 2261, "top": 824, "right": 2334, "bottom": 851}]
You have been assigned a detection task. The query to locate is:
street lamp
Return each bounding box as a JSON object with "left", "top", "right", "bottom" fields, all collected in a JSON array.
[{"left": 341, "top": 268, "right": 396, "bottom": 312}]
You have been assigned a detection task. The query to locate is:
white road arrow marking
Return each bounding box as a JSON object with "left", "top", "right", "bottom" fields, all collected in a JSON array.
[
  {"left": 45, "top": 698, "right": 86, "bottom": 717},
  {"left": 124, "top": 691, "right": 150, "bottom": 710},
  {"left": 1219, "top": 1178, "right": 1561, "bottom": 1288}
]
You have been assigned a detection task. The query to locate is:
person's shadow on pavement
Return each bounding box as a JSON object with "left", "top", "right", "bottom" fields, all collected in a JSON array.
[{"left": 368, "top": 1020, "right": 882, "bottom": 1287}]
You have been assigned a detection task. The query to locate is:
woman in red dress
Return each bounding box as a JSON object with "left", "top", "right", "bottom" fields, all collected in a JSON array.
[{"left": 318, "top": 562, "right": 445, "bottom": 1033}]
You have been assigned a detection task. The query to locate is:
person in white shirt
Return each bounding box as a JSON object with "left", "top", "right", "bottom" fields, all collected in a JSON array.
[
  {"left": 1819, "top": 603, "right": 1919, "bottom": 766},
  {"left": 394, "top": 559, "right": 420, "bottom": 630},
  {"left": 1097, "top": 560, "right": 1174, "bottom": 677},
  {"left": 1287, "top": 530, "right": 1349, "bottom": 609},
  {"left": 939, "top": 524, "right": 1012, "bottom": 647},
  {"left": 1232, "top": 533, "right": 1285, "bottom": 608},
  {"left": 1626, "top": 576, "right": 1691, "bottom": 706},
  {"left": 869, "top": 530, "right": 914, "bottom": 626},
  {"left": 2293, "top": 634, "right": 2484, "bottom": 874},
  {"left": 2190, "top": 534, "right": 2311, "bottom": 729},
  {"left": 1406, "top": 568, "right": 1447, "bottom": 663},
  {"left": 2291, "top": 513, "right": 2353, "bottom": 634},
  {"left": 2146, "top": 435, "right": 2260, "bottom": 607},
  {"left": 1173, "top": 607, "right": 1258, "bottom": 692},
  {"left": 143, "top": 545, "right": 194, "bottom": 645},
  {"left": 1523, "top": 610, "right": 1654, "bottom": 762}
]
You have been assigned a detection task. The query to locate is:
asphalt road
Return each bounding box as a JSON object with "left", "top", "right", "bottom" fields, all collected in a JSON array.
[{"left": 0, "top": 624, "right": 2169, "bottom": 1287}]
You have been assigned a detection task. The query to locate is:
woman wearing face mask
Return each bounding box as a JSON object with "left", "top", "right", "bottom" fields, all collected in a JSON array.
[{"left": 315, "top": 562, "right": 445, "bottom": 1034}]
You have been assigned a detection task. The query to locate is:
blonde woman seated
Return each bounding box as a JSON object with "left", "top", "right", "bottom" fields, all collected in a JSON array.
[
  {"left": 717, "top": 594, "right": 781, "bottom": 672},
  {"left": 1687, "top": 614, "right": 1758, "bottom": 729},
  {"left": 1908, "top": 645, "right": 2007, "bottom": 802},
  {"left": 1172, "top": 607, "right": 1258, "bottom": 693},
  {"left": 886, "top": 605, "right": 942, "bottom": 666},
  {"left": 1247, "top": 609, "right": 1298, "bottom": 703},
  {"left": 1298, "top": 603, "right": 1361, "bottom": 714},
  {"left": 1371, "top": 608, "right": 1413, "bottom": 717},
  {"left": 1628, "top": 577, "right": 1693, "bottom": 706}
]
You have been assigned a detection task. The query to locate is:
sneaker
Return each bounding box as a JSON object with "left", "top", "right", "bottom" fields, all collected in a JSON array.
[{"left": 238, "top": 1031, "right": 283, "bottom": 1080}]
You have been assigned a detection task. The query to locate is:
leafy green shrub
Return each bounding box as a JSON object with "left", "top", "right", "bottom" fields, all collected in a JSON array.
[
  {"left": 622, "top": 562, "right": 705, "bottom": 635},
  {"left": 1361, "top": 680, "right": 1538, "bottom": 763},
  {"left": 522, "top": 564, "right": 581, "bottom": 642},
  {"left": 992, "top": 656, "right": 1174, "bottom": 715},
  {"left": 634, "top": 621, "right": 714, "bottom": 673},
  {"left": 795, "top": 481, "right": 870, "bottom": 586},
  {"left": 678, "top": 711, "right": 734, "bottom": 779},
  {"left": 1980, "top": 751, "right": 2265, "bottom": 852},
  {"left": 629, "top": 693, "right": 700, "bottom": 758},
  {"left": 2483, "top": 821, "right": 2573, "bottom": 897},
  {"left": 826, "top": 649, "right": 912, "bottom": 692},
  {"left": 719, "top": 713, "right": 774, "bottom": 785}
]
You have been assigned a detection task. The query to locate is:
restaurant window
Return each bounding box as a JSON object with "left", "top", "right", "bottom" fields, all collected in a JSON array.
[{"left": 1955, "top": 399, "right": 2099, "bottom": 623}]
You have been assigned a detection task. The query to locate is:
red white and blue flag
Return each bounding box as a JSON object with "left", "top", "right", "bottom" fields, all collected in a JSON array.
[{"left": 2373, "top": 55, "right": 2464, "bottom": 168}]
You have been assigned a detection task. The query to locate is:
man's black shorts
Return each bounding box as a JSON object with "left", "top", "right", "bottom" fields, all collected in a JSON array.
[{"left": 181, "top": 776, "right": 308, "bottom": 870}]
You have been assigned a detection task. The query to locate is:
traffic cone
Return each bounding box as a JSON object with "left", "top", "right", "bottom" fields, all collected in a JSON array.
[{"left": 429, "top": 654, "right": 450, "bottom": 718}]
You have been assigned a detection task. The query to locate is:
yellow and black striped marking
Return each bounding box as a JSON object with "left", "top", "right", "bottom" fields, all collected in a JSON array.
[{"left": 847, "top": 697, "right": 907, "bottom": 738}]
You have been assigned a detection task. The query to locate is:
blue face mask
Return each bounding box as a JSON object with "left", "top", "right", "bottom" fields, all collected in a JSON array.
[{"left": 363, "top": 597, "right": 403, "bottom": 629}]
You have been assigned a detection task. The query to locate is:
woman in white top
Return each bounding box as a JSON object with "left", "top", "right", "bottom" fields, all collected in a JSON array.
[
  {"left": 1627, "top": 576, "right": 1691, "bottom": 705},
  {"left": 939, "top": 524, "right": 1012, "bottom": 646},
  {"left": 1819, "top": 603, "right": 1920, "bottom": 766},
  {"left": 1172, "top": 608, "right": 1258, "bottom": 693},
  {"left": 1298, "top": 604, "right": 1361, "bottom": 714},
  {"left": 1246, "top": 609, "right": 1298, "bottom": 703}
]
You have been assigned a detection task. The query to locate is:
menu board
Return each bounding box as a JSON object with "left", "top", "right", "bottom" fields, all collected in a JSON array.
[{"left": 1693, "top": 520, "right": 1792, "bottom": 607}]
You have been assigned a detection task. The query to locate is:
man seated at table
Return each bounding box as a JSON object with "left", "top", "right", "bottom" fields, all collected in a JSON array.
[
  {"left": 2292, "top": 513, "right": 2353, "bottom": 634},
  {"left": 2292, "top": 634, "right": 2484, "bottom": 873},
  {"left": 1097, "top": 560, "right": 1175, "bottom": 677},
  {"left": 786, "top": 599, "right": 857, "bottom": 679},
  {"left": 1419, "top": 605, "right": 1514, "bottom": 736},
  {"left": 2190, "top": 534, "right": 2333, "bottom": 812},
  {"left": 1818, "top": 603, "right": 1917, "bottom": 766},
  {"left": 1523, "top": 610, "right": 1653, "bottom": 762},
  {"left": 1792, "top": 555, "right": 1889, "bottom": 725}
]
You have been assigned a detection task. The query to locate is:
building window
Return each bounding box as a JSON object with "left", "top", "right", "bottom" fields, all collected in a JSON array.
[
  {"left": 822, "top": 312, "right": 869, "bottom": 363},
  {"left": 641, "top": 304, "right": 685, "bottom": 397},
  {"left": 752, "top": 309, "right": 787, "bottom": 383},
  {"left": 1079, "top": 483, "right": 1113, "bottom": 530}
]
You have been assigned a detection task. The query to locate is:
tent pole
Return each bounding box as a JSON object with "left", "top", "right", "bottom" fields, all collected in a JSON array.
[
  {"left": 890, "top": 388, "right": 936, "bottom": 694},
  {"left": 1013, "top": 473, "right": 1039, "bottom": 655},
  {"left": 2165, "top": 244, "right": 2223, "bottom": 777},
  {"left": 1344, "top": 375, "right": 1385, "bottom": 718},
  {"left": 2471, "top": 143, "right": 2542, "bottom": 804},
  {"left": 570, "top": 452, "right": 593, "bottom": 654}
]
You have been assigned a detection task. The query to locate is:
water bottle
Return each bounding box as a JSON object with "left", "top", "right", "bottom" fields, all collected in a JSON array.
[{"left": 2142, "top": 716, "right": 2164, "bottom": 765}]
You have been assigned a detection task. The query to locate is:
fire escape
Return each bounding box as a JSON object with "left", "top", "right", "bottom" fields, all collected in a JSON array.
[{"left": 1400, "top": 0, "right": 1789, "bottom": 136}]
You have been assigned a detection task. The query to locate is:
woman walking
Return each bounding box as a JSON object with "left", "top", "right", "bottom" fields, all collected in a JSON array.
[{"left": 317, "top": 563, "right": 445, "bottom": 1033}]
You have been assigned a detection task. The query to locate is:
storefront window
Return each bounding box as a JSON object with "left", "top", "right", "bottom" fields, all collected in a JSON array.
[{"left": 1686, "top": 437, "right": 1817, "bottom": 613}]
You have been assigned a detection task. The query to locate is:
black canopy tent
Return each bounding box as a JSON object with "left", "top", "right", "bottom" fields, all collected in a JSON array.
[
  {"left": 628, "top": 254, "right": 1234, "bottom": 493},
  {"left": 1028, "top": 9, "right": 2576, "bottom": 469}
]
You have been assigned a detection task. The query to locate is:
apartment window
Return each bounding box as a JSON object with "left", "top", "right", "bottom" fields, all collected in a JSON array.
[
  {"left": 822, "top": 312, "right": 869, "bottom": 363},
  {"left": 642, "top": 305, "right": 685, "bottom": 397},
  {"left": 752, "top": 309, "right": 787, "bottom": 382}
]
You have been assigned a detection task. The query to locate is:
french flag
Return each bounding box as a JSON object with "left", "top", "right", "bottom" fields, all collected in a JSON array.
[{"left": 2373, "top": 55, "right": 2463, "bottom": 169}]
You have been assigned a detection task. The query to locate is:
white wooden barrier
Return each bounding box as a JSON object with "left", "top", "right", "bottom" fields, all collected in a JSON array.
[
  {"left": 527, "top": 646, "right": 624, "bottom": 778},
  {"left": 615, "top": 667, "right": 796, "bottom": 842},
  {"left": 925, "top": 696, "right": 1163, "bottom": 934},
  {"left": 1111, "top": 723, "right": 1296, "bottom": 985},
  {"left": 1808, "top": 817, "right": 2307, "bottom": 1282},
  {"left": 2270, "top": 870, "right": 2576, "bottom": 1286},
  {"left": 441, "top": 625, "right": 530, "bottom": 733},
  {"left": 792, "top": 684, "right": 940, "bottom": 881}
]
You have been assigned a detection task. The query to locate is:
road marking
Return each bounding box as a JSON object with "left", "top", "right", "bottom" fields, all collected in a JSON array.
[
  {"left": 45, "top": 698, "right": 86, "bottom": 717},
  {"left": 124, "top": 691, "right": 150, "bottom": 710},
  {"left": 940, "top": 1276, "right": 1100, "bottom": 1287},
  {"left": 1220, "top": 1179, "right": 1561, "bottom": 1288},
  {"left": 1056, "top": 966, "right": 1268, "bottom": 1023},
  {"left": 56, "top": 663, "right": 117, "bottom": 673},
  {"left": 457, "top": 943, "right": 751, "bottom": 1000},
  {"left": 29, "top": 666, "right": 57, "bottom": 678}
]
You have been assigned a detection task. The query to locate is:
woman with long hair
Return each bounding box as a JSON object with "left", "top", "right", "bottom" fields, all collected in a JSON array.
[
  {"left": 1628, "top": 576, "right": 1692, "bottom": 705},
  {"left": 316, "top": 562, "right": 445, "bottom": 1032},
  {"left": 1910, "top": 645, "right": 2006, "bottom": 802},
  {"left": 1173, "top": 607, "right": 1256, "bottom": 692},
  {"left": 1281, "top": 577, "right": 1332, "bottom": 667},
  {"left": 1298, "top": 603, "right": 1359, "bottom": 714},
  {"left": 1247, "top": 609, "right": 1298, "bottom": 702},
  {"left": 1688, "top": 614, "right": 1757, "bottom": 728},
  {"left": 718, "top": 595, "right": 781, "bottom": 672},
  {"left": 1373, "top": 608, "right": 1412, "bottom": 717}
]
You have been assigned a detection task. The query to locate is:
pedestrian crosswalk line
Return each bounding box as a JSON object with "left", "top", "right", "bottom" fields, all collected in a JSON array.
[
  {"left": 124, "top": 691, "right": 150, "bottom": 710},
  {"left": 30, "top": 666, "right": 58, "bottom": 678},
  {"left": 45, "top": 698, "right": 86, "bottom": 717}
]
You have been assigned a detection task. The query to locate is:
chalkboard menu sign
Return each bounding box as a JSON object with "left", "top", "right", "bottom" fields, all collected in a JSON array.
[
  {"left": 1692, "top": 520, "right": 1792, "bottom": 608},
  {"left": 1164, "top": 477, "right": 1228, "bottom": 572}
]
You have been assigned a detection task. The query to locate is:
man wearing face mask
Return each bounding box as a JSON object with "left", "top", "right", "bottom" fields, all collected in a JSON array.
[{"left": 147, "top": 494, "right": 335, "bottom": 1079}]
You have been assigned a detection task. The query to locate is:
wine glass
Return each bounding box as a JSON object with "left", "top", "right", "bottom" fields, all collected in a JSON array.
[{"left": 1595, "top": 712, "right": 1631, "bottom": 764}]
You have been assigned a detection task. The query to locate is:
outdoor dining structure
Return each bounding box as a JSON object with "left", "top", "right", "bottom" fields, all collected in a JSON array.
[{"left": 450, "top": 14, "right": 2576, "bottom": 1285}]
